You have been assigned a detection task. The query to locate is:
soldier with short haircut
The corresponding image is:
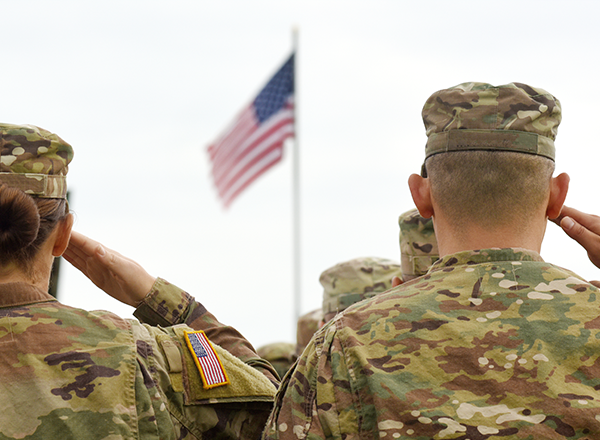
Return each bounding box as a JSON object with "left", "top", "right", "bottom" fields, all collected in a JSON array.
[{"left": 263, "top": 83, "right": 600, "bottom": 439}]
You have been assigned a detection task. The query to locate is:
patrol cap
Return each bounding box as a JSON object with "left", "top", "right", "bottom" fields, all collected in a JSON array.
[
  {"left": 399, "top": 209, "right": 439, "bottom": 281},
  {"left": 0, "top": 123, "right": 73, "bottom": 199},
  {"left": 321, "top": 257, "right": 401, "bottom": 322},
  {"left": 422, "top": 82, "right": 561, "bottom": 162}
]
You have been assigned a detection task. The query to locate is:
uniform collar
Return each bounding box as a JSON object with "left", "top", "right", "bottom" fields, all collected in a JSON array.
[
  {"left": 0, "top": 282, "right": 57, "bottom": 308},
  {"left": 429, "top": 248, "right": 544, "bottom": 273}
]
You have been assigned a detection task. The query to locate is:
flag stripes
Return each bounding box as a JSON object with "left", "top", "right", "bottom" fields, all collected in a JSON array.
[
  {"left": 208, "top": 53, "right": 295, "bottom": 207},
  {"left": 185, "top": 331, "right": 229, "bottom": 389}
]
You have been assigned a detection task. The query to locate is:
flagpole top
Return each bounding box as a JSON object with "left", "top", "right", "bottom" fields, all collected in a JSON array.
[{"left": 292, "top": 26, "right": 299, "bottom": 48}]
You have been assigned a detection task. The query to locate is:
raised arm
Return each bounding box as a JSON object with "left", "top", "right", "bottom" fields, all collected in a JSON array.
[{"left": 63, "top": 230, "right": 278, "bottom": 381}]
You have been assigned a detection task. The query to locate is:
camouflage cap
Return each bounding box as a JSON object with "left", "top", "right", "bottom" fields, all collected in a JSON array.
[
  {"left": 0, "top": 123, "right": 73, "bottom": 199},
  {"left": 257, "top": 342, "right": 297, "bottom": 380},
  {"left": 422, "top": 82, "right": 561, "bottom": 161},
  {"left": 321, "top": 257, "right": 401, "bottom": 321},
  {"left": 399, "top": 209, "right": 439, "bottom": 281},
  {"left": 295, "top": 308, "right": 322, "bottom": 357}
]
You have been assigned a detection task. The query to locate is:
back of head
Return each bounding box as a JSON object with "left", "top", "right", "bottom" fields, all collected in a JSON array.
[
  {"left": 0, "top": 124, "right": 73, "bottom": 270},
  {"left": 398, "top": 209, "right": 439, "bottom": 280},
  {"left": 421, "top": 82, "right": 560, "bottom": 230},
  {"left": 320, "top": 257, "right": 401, "bottom": 322}
]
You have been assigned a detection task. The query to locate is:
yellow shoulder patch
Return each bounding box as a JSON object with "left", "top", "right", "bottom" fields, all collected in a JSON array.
[
  {"left": 184, "top": 330, "right": 230, "bottom": 389},
  {"left": 170, "top": 326, "right": 277, "bottom": 404}
]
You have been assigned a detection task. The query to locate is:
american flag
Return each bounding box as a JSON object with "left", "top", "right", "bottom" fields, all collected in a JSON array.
[
  {"left": 207, "top": 53, "right": 295, "bottom": 207},
  {"left": 185, "top": 331, "right": 229, "bottom": 389}
]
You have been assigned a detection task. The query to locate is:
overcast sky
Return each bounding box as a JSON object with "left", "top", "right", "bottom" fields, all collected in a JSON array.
[{"left": 3, "top": 0, "right": 600, "bottom": 348}]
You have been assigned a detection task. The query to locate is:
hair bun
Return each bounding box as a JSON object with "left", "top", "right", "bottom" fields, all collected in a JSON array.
[{"left": 0, "top": 185, "right": 40, "bottom": 256}]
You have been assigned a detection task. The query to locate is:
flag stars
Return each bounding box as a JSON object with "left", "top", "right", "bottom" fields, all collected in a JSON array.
[{"left": 254, "top": 55, "right": 294, "bottom": 123}]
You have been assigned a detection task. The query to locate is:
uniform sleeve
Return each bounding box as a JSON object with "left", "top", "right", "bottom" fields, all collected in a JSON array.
[
  {"left": 263, "top": 319, "right": 356, "bottom": 440},
  {"left": 133, "top": 277, "right": 279, "bottom": 383},
  {"left": 129, "top": 277, "right": 280, "bottom": 439}
]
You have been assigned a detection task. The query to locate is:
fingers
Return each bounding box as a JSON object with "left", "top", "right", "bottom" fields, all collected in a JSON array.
[
  {"left": 63, "top": 231, "right": 112, "bottom": 278},
  {"left": 558, "top": 206, "right": 600, "bottom": 234},
  {"left": 559, "top": 215, "right": 600, "bottom": 269},
  {"left": 551, "top": 205, "right": 600, "bottom": 270},
  {"left": 560, "top": 215, "right": 595, "bottom": 246},
  {"left": 64, "top": 232, "right": 99, "bottom": 261}
]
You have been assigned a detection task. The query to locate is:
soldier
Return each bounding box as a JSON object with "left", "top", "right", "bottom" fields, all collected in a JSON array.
[
  {"left": 0, "top": 123, "right": 278, "bottom": 439},
  {"left": 296, "top": 257, "right": 401, "bottom": 358},
  {"left": 263, "top": 83, "right": 600, "bottom": 439},
  {"left": 257, "top": 342, "right": 297, "bottom": 380},
  {"left": 320, "top": 257, "right": 402, "bottom": 323}
]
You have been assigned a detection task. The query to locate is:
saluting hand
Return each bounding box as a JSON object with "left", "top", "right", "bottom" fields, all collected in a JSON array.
[
  {"left": 63, "top": 231, "right": 157, "bottom": 307},
  {"left": 551, "top": 206, "right": 600, "bottom": 288}
]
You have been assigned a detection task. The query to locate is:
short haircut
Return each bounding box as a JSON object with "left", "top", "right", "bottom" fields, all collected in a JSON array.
[{"left": 425, "top": 151, "right": 555, "bottom": 230}]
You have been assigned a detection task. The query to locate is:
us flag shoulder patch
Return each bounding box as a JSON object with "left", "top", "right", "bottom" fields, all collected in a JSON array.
[{"left": 184, "top": 330, "right": 230, "bottom": 389}]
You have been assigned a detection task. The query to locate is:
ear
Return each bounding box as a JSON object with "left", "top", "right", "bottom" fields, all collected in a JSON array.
[
  {"left": 408, "top": 173, "right": 434, "bottom": 218},
  {"left": 52, "top": 214, "right": 74, "bottom": 257},
  {"left": 547, "top": 172, "right": 570, "bottom": 220}
]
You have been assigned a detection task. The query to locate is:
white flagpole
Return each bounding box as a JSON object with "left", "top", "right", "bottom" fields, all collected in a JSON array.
[{"left": 292, "top": 27, "right": 301, "bottom": 329}]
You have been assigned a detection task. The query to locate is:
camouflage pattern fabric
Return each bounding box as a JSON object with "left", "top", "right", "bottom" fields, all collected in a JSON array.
[
  {"left": 399, "top": 208, "right": 439, "bottom": 281},
  {"left": 257, "top": 342, "right": 297, "bottom": 380},
  {"left": 264, "top": 248, "right": 600, "bottom": 439},
  {"left": 0, "top": 123, "right": 73, "bottom": 198},
  {"left": 423, "top": 82, "right": 561, "bottom": 162},
  {"left": 0, "top": 278, "right": 277, "bottom": 439},
  {"left": 295, "top": 309, "right": 322, "bottom": 357},
  {"left": 320, "top": 257, "right": 402, "bottom": 322}
]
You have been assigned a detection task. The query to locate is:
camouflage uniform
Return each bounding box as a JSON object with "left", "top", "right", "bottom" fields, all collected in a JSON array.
[
  {"left": 0, "top": 278, "right": 278, "bottom": 439},
  {"left": 264, "top": 249, "right": 600, "bottom": 439},
  {"left": 0, "top": 124, "right": 278, "bottom": 439},
  {"left": 399, "top": 208, "right": 438, "bottom": 281},
  {"left": 263, "top": 84, "right": 600, "bottom": 439}
]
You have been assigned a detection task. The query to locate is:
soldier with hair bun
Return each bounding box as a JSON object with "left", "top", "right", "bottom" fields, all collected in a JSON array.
[
  {"left": 263, "top": 83, "right": 600, "bottom": 439},
  {"left": 0, "top": 123, "right": 278, "bottom": 439}
]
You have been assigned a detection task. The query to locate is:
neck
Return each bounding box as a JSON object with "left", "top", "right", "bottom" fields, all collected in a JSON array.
[
  {"left": 433, "top": 214, "right": 547, "bottom": 258},
  {"left": 0, "top": 255, "right": 53, "bottom": 292}
]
